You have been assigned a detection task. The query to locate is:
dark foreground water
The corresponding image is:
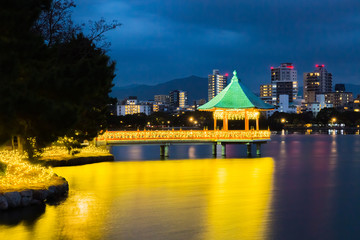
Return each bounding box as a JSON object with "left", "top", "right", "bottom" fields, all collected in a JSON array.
[{"left": 2, "top": 134, "right": 360, "bottom": 240}]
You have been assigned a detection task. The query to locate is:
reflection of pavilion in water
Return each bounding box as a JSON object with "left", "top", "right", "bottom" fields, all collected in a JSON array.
[
  {"left": 97, "top": 71, "right": 274, "bottom": 158},
  {"left": 0, "top": 157, "right": 274, "bottom": 240}
]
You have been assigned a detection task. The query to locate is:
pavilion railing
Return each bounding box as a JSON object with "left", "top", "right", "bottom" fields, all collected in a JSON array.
[{"left": 97, "top": 130, "right": 271, "bottom": 142}]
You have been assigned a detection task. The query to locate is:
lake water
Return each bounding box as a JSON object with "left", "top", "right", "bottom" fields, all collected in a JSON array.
[{"left": 1, "top": 134, "right": 360, "bottom": 239}]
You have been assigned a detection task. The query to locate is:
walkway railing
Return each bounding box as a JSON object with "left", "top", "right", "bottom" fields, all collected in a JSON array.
[{"left": 97, "top": 130, "right": 271, "bottom": 142}]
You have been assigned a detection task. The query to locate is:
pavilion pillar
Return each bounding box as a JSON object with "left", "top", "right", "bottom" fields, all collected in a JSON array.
[
  {"left": 223, "top": 112, "right": 228, "bottom": 131},
  {"left": 214, "top": 117, "right": 217, "bottom": 130},
  {"left": 256, "top": 114, "right": 259, "bottom": 130},
  {"left": 222, "top": 113, "right": 225, "bottom": 130},
  {"left": 245, "top": 110, "right": 249, "bottom": 131},
  {"left": 226, "top": 113, "right": 229, "bottom": 130}
]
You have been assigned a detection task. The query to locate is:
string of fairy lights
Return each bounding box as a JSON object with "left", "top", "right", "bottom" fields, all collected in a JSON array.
[
  {"left": 41, "top": 145, "right": 110, "bottom": 158},
  {"left": 213, "top": 110, "right": 260, "bottom": 120},
  {"left": 97, "top": 130, "right": 271, "bottom": 141},
  {"left": 0, "top": 145, "right": 110, "bottom": 193},
  {"left": 0, "top": 151, "right": 63, "bottom": 193}
]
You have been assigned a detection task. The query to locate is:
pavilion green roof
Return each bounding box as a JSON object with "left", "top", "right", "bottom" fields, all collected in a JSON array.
[{"left": 198, "top": 70, "right": 274, "bottom": 111}]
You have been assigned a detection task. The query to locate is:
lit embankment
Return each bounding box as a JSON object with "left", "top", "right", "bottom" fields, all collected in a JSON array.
[
  {"left": 97, "top": 130, "right": 271, "bottom": 143},
  {"left": 0, "top": 151, "right": 68, "bottom": 210},
  {"left": 36, "top": 145, "right": 114, "bottom": 167}
]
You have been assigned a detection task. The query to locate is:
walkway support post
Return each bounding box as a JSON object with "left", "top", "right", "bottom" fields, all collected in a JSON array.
[
  {"left": 247, "top": 143, "right": 252, "bottom": 157},
  {"left": 256, "top": 143, "right": 261, "bottom": 157},
  {"left": 221, "top": 143, "right": 226, "bottom": 157},
  {"left": 212, "top": 143, "right": 217, "bottom": 156},
  {"left": 160, "top": 145, "right": 165, "bottom": 157},
  {"left": 164, "top": 144, "right": 169, "bottom": 157},
  {"left": 160, "top": 144, "right": 170, "bottom": 158}
]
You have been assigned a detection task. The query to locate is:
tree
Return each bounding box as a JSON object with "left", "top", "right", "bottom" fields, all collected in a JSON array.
[
  {"left": 0, "top": 0, "right": 119, "bottom": 157},
  {"left": 33, "top": 0, "right": 121, "bottom": 48},
  {"left": 32, "top": 0, "right": 78, "bottom": 46},
  {"left": 316, "top": 108, "right": 339, "bottom": 125},
  {"left": 0, "top": 0, "right": 57, "bottom": 155},
  {"left": 52, "top": 33, "right": 116, "bottom": 152}
]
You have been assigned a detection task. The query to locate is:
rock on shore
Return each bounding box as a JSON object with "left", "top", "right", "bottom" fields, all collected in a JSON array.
[{"left": 0, "top": 181, "right": 69, "bottom": 210}]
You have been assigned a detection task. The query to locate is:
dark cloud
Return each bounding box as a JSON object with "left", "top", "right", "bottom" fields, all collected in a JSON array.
[{"left": 73, "top": 0, "right": 360, "bottom": 91}]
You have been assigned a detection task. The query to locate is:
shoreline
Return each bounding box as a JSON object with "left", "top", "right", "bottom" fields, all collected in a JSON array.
[
  {"left": 0, "top": 178, "right": 69, "bottom": 211},
  {"left": 32, "top": 154, "right": 115, "bottom": 167},
  {"left": 0, "top": 150, "right": 113, "bottom": 211}
]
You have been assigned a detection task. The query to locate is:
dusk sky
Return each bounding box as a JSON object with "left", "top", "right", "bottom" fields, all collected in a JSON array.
[{"left": 73, "top": 0, "right": 360, "bottom": 91}]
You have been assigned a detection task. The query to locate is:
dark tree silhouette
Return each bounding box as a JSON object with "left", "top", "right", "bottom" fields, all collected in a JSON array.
[
  {"left": 0, "top": 0, "right": 119, "bottom": 157},
  {"left": 33, "top": 0, "right": 121, "bottom": 49}
]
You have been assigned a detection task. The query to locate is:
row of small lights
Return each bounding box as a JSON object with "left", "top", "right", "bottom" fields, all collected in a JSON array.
[
  {"left": 0, "top": 151, "right": 62, "bottom": 193},
  {"left": 280, "top": 118, "right": 337, "bottom": 124},
  {"left": 97, "top": 129, "right": 271, "bottom": 141}
]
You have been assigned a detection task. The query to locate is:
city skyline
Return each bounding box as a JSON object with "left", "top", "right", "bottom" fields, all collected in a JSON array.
[{"left": 73, "top": 0, "right": 360, "bottom": 90}]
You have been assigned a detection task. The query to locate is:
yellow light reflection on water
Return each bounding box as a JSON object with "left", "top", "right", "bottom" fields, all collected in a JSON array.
[
  {"left": 203, "top": 158, "right": 274, "bottom": 240},
  {"left": 0, "top": 158, "right": 274, "bottom": 240}
]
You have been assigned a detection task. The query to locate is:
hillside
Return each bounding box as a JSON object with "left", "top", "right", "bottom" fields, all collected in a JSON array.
[
  {"left": 111, "top": 77, "right": 360, "bottom": 103},
  {"left": 111, "top": 76, "right": 208, "bottom": 102}
]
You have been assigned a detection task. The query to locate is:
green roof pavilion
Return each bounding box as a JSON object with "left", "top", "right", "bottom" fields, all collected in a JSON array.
[{"left": 198, "top": 70, "right": 274, "bottom": 130}]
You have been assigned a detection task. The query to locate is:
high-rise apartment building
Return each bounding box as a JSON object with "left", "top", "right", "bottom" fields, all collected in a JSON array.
[
  {"left": 303, "top": 72, "right": 320, "bottom": 103},
  {"left": 316, "top": 64, "right": 332, "bottom": 93},
  {"left": 117, "top": 97, "right": 152, "bottom": 116},
  {"left": 169, "top": 90, "right": 188, "bottom": 110},
  {"left": 270, "top": 63, "right": 298, "bottom": 104},
  {"left": 325, "top": 84, "right": 353, "bottom": 108},
  {"left": 208, "top": 69, "right": 228, "bottom": 101},
  {"left": 260, "top": 84, "right": 273, "bottom": 104},
  {"left": 154, "top": 95, "right": 170, "bottom": 104},
  {"left": 179, "top": 91, "right": 187, "bottom": 108},
  {"left": 153, "top": 95, "right": 170, "bottom": 112},
  {"left": 303, "top": 64, "right": 332, "bottom": 103}
]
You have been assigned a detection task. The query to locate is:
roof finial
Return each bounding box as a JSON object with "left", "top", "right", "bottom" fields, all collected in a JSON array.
[{"left": 231, "top": 70, "right": 239, "bottom": 82}]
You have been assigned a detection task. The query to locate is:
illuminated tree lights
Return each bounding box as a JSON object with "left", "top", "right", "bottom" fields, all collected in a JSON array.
[
  {"left": 0, "top": 151, "right": 64, "bottom": 193},
  {"left": 97, "top": 129, "right": 271, "bottom": 142}
]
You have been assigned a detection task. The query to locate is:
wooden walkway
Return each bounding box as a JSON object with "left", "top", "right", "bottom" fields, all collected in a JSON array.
[{"left": 96, "top": 130, "right": 271, "bottom": 157}]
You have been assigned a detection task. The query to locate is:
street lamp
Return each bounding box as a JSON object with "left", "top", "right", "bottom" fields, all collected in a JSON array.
[
  {"left": 331, "top": 118, "right": 336, "bottom": 126},
  {"left": 281, "top": 118, "right": 286, "bottom": 123}
]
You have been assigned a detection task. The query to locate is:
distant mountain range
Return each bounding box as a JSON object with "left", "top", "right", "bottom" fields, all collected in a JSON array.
[
  {"left": 111, "top": 76, "right": 360, "bottom": 102},
  {"left": 111, "top": 76, "right": 208, "bottom": 102}
]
